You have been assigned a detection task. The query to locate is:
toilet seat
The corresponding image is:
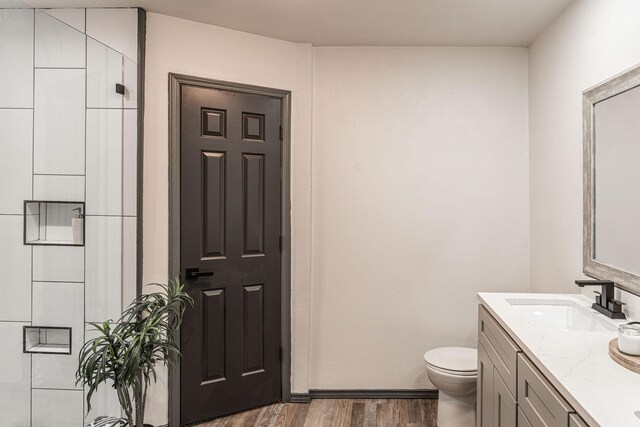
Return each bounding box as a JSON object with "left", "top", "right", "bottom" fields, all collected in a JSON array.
[
  {"left": 425, "top": 363, "right": 477, "bottom": 377},
  {"left": 423, "top": 347, "right": 477, "bottom": 375}
]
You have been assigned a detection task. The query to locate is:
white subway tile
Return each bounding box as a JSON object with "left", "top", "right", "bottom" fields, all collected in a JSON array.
[
  {"left": 33, "top": 175, "right": 85, "bottom": 201},
  {"left": 32, "top": 389, "right": 83, "bottom": 427},
  {"left": 34, "top": 68, "right": 86, "bottom": 175},
  {"left": 86, "top": 8, "right": 138, "bottom": 62},
  {"left": 32, "top": 281, "right": 84, "bottom": 390},
  {"left": 43, "top": 8, "right": 85, "bottom": 33},
  {"left": 122, "top": 216, "right": 137, "bottom": 310},
  {"left": 86, "top": 216, "right": 122, "bottom": 322},
  {"left": 123, "top": 109, "right": 138, "bottom": 216},
  {"left": 0, "top": 216, "right": 31, "bottom": 321},
  {"left": 0, "top": 110, "right": 32, "bottom": 215},
  {"left": 123, "top": 57, "right": 138, "bottom": 109},
  {"left": 33, "top": 246, "right": 84, "bottom": 283},
  {"left": 0, "top": 9, "right": 33, "bottom": 108},
  {"left": 0, "top": 322, "right": 31, "bottom": 427},
  {"left": 87, "top": 38, "right": 123, "bottom": 109},
  {"left": 35, "top": 10, "right": 86, "bottom": 68},
  {"left": 86, "top": 109, "right": 122, "bottom": 215}
]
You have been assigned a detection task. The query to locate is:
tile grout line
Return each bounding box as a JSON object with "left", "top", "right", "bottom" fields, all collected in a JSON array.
[
  {"left": 30, "top": 8, "right": 35, "bottom": 427},
  {"left": 83, "top": 7, "right": 87, "bottom": 423}
]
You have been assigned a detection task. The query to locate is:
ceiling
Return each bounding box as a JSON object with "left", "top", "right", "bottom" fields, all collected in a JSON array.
[{"left": 1, "top": 0, "right": 573, "bottom": 46}]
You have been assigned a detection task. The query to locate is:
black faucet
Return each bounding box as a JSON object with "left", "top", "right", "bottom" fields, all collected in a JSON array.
[{"left": 575, "top": 280, "right": 626, "bottom": 319}]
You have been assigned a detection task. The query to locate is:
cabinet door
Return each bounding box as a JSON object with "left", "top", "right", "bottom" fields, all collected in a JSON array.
[
  {"left": 519, "top": 409, "right": 534, "bottom": 427},
  {"left": 518, "top": 354, "right": 573, "bottom": 427},
  {"left": 477, "top": 341, "right": 494, "bottom": 427},
  {"left": 493, "top": 369, "right": 516, "bottom": 427}
]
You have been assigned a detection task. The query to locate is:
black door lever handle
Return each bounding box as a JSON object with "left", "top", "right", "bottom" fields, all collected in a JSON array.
[{"left": 185, "top": 268, "right": 214, "bottom": 280}]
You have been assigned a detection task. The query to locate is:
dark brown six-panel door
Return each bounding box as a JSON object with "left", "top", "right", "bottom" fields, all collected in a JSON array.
[{"left": 180, "top": 84, "right": 282, "bottom": 425}]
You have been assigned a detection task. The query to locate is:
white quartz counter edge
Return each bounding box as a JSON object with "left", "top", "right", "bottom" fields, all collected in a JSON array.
[{"left": 478, "top": 293, "right": 640, "bottom": 427}]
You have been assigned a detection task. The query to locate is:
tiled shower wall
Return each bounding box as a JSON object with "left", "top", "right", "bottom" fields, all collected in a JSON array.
[{"left": 0, "top": 8, "right": 140, "bottom": 426}]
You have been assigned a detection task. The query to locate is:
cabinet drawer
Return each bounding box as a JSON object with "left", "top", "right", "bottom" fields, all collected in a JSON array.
[
  {"left": 569, "top": 414, "right": 588, "bottom": 427},
  {"left": 478, "top": 305, "right": 520, "bottom": 397},
  {"left": 518, "top": 354, "right": 573, "bottom": 427},
  {"left": 494, "top": 368, "right": 516, "bottom": 427}
]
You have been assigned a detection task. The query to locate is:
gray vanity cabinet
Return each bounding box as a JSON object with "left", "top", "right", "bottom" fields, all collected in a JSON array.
[{"left": 478, "top": 305, "right": 592, "bottom": 427}]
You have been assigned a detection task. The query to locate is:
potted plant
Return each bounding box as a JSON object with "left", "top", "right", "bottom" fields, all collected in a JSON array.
[{"left": 77, "top": 280, "right": 192, "bottom": 427}]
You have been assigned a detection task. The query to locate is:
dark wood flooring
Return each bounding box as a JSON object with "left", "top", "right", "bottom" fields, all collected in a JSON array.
[{"left": 195, "top": 399, "right": 438, "bottom": 427}]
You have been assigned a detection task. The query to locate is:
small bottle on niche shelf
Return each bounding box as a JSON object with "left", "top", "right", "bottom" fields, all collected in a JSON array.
[{"left": 72, "top": 207, "right": 84, "bottom": 245}]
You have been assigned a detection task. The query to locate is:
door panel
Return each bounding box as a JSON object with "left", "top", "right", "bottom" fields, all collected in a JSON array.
[
  {"left": 203, "top": 289, "right": 225, "bottom": 382},
  {"left": 180, "top": 84, "right": 282, "bottom": 425},
  {"left": 242, "top": 284, "right": 264, "bottom": 374},
  {"left": 202, "top": 152, "right": 225, "bottom": 258},
  {"left": 242, "top": 154, "right": 265, "bottom": 255}
]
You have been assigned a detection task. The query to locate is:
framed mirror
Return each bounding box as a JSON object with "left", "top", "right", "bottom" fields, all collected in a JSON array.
[{"left": 583, "top": 64, "right": 640, "bottom": 295}]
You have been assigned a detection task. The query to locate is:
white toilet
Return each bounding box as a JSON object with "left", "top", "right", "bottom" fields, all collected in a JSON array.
[{"left": 423, "top": 347, "right": 477, "bottom": 427}]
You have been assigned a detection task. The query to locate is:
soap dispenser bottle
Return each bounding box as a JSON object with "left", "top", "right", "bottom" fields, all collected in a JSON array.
[{"left": 72, "top": 207, "right": 84, "bottom": 244}]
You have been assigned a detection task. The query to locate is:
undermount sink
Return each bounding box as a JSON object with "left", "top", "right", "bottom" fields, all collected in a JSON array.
[{"left": 506, "top": 298, "right": 617, "bottom": 332}]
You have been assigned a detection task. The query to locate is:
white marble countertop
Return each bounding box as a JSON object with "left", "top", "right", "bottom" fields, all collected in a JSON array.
[{"left": 478, "top": 292, "right": 640, "bottom": 427}]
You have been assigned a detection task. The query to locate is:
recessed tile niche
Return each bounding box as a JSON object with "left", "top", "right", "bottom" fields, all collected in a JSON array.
[
  {"left": 24, "top": 201, "right": 85, "bottom": 246},
  {"left": 0, "top": 7, "right": 141, "bottom": 426},
  {"left": 23, "top": 326, "right": 72, "bottom": 355}
]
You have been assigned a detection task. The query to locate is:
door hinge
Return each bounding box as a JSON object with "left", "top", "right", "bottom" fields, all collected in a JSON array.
[{"left": 279, "top": 124, "right": 284, "bottom": 141}]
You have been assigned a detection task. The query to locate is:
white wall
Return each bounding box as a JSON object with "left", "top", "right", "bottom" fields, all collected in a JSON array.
[
  {"left": 143, "top": 13, "right": 313, "bottom": 425},
  {"left": 528, "top": 0, "right": 640, "bottom": 308},
  {"left": 310, "top": 47, "right": 530, "bottom": 389},
  {"left": 145, "top": 12, "right": 534, "bottom": 424}
]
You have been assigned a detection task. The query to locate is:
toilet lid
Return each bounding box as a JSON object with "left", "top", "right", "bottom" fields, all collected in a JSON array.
[{"left": 423, "top": 347, "right": 477, "bottom": 373}]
